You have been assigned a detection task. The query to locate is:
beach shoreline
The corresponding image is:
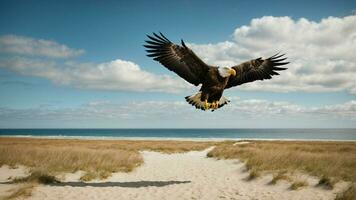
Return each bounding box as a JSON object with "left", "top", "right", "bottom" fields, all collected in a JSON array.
[
  {"left": 1, "top": 135, "right": 356, "bottom": 142},
  {"left": 1, "top": 128, "right": 356, "bottom": 142}
]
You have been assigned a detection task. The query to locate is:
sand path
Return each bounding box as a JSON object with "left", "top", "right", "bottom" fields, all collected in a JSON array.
[{"left": 1, "top": 147, "right": 346, "bottom": 200}]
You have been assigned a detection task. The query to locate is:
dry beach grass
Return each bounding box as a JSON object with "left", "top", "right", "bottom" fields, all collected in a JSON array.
[
  {"left": 1, "top": 137, "right": 356, "bottom": 199},
  {"left": 0, "top": 137, "right": 215, "bottom": 200},
  {"left": 207, "top": 140, "right": 356, "bottom": 199},
  {"left": 0, "top": 137, "right": 215, "bottom": 180},
  {"left": 3, "top": 183, "right": 35, "bottom": 200}
]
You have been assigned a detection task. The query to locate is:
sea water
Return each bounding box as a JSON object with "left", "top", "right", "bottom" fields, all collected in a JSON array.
[{"left": 0, "top": 129, "right": 356, "bottom": 141}]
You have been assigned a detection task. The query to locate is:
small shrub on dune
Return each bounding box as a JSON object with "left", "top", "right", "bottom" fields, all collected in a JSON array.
[
  {"left": 248, "top": 169, "right": 260, "bottom": 180},
  {"left": 317, "top": 176, "right": 335, "bottom": 189},
  {"left": 80, "top": 171, "right": 96, "bottom": 182},
  {"left": 270, "top": 171, "right": 290, "bottom": 184},
  {"left": 11, "top": 170, "right": 59, "bottom": 184},
  {"left": 290, "top": 180, "right": 308, "bottom": 190},
  {"left": 79, "top": 171, "right": 112, "bottom": 181},
  {"left": 206, "top": 152, "right": 213, "bottom": 158}
]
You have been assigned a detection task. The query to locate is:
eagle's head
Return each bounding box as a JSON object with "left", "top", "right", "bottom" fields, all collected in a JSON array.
[{"left": 218, "top": 67, "right": 236, "bottom": 78}]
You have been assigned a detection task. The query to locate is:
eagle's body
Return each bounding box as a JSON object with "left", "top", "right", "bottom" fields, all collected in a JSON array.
[
  {"left": 144, "top": 33, "right": 289, "bottom": 111},
  {"left": 199, "top": 67, "right": 230, "bottom": 106}
]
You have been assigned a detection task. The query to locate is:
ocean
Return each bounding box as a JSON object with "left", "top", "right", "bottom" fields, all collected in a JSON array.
[{"left": 0, "top": 129, "right": 356, "bottom": 141}]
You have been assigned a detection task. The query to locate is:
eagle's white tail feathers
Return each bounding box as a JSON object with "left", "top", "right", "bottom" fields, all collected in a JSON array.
[
  {"left": 185, "top": 92, "right": 205, "bottom": 110},
  {"left": 185, "top": 92, "right": 230, "bottom": 111},
  {"left": 218, "top": 96, "right": 230, "bottom": 109}
]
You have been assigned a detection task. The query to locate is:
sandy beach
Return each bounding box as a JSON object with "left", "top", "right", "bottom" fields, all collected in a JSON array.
[{"left": 0, "top": 143, "right": 350, "bottom": 200}]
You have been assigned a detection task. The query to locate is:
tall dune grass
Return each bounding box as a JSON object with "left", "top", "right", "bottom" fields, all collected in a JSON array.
[
  {"left": 0, "top": 137, "right": 214, "bottom": 199},
  {"left": 0, "top": 145, "right": 142, "bottom": 179},
  {"left": 3, "top": 183, "right": 35, "bottom": 200},
  {"left": 0, "top": 137, "right": 214, "bottom": 180},
  {"left": 207, "top": 140, "right": 356, "bottom": 199},
  {"left": 1, "top": 138, "right": 355, "bottom": 199}
]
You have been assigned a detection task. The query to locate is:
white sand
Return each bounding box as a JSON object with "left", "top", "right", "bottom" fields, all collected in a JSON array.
[
  {"left": 0, "top": 165, "right": 30, "bottom": 199},
  {"left": 0, "top": 148, "right": 348, "bottom": 200}
]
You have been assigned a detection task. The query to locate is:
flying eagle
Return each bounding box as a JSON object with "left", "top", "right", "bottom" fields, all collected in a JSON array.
[{"left": 144, "top": 33, "right": 289, "bottom": 111}]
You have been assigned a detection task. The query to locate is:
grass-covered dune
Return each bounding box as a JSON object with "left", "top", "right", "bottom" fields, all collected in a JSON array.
[
  {"left": 0, "top": 137, "right": 215, "bottom": 180},
  {"left": 208, "top": 141, "right": 356, "bottom": 200},
  {"left": 0, "top": 137, "right": 355, "bottom": 199}
]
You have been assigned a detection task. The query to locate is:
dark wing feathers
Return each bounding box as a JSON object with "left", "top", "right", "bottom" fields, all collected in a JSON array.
[
  {"left": 144, "top": 32, "right": 210, "bottom": 86},
  {"left": 145, "top": 33, "right": 289, "bottom": 89},
  {"left": 225, "top": 53, "right": 289, "bottom": 89}
]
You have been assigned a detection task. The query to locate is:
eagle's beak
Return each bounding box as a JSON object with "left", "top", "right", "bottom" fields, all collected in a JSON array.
[{"left": 229, "top": 69, "right": 236, "bottom": 76}]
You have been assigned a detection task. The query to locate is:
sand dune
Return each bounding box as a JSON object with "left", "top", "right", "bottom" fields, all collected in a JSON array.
[{"left": 1, "top": 147, "right": 347, "bottom": 200}]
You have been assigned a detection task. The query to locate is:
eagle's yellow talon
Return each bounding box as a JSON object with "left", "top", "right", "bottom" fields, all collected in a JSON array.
[{"left": 204, "top": 100, "right": 210, "bottom": 110}]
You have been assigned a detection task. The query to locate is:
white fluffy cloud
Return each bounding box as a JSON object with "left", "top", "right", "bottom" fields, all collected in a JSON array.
[
  {"left": 189, "top": 15, "right": 356, "bottom": 94},
  {"left": 1, "top": 15, "right": 356, "bottom": 94},
  {"left": 0, "top": 57, "right": 189, "bottom": 92},
  {"left": 0, "top": 35, "right": 84, "bottom": 58},
  {"left": 0, "top": 34, "right": 190, "bottom": 92}
]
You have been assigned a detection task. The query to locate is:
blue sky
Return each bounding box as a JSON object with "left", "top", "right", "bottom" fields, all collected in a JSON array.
[{"left": 0, "top": 0, "right": 356, "bottom": 128}]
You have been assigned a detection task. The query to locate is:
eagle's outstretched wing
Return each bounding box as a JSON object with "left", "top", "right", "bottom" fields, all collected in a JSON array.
[
  {"left": 144, "top": 32, "right": 210, "bottom": 86},
  {"left": 225, "top": 53, "right": 289, "bottom": 89}
]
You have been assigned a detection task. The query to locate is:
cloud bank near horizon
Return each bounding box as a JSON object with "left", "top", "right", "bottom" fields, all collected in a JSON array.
[{"left": 1, "top": 98, "right": 355, "bottom": 128}]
